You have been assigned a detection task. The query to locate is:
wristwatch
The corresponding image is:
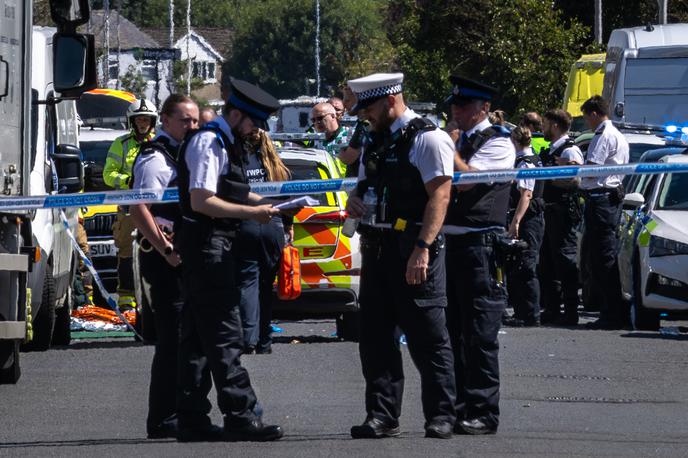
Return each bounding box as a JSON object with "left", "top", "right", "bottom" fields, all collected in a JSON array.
[{"left": 415, "top": 239, "right": 430, "bottom": 250}]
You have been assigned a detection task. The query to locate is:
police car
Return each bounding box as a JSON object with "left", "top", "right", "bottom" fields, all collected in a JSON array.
[
  {"left": 276, "top": 144, "right": 361, "bottom": 340},
  {"left": 618, "top": 149, "right": 688, "bottom": 330}
]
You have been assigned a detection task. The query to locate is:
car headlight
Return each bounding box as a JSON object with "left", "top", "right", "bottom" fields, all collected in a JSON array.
[{"left": 649, "top": 236, "right": 688, "bottom": 257}]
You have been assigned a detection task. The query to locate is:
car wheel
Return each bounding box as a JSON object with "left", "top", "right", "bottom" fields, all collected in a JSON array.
[
  {"left": 0, "top": 341, "right": 21, "bottom": 384},
  {"left": 336, "top": 311, "right": 360, "bottom": 342},
  {"left": 632, "top": 256, "right": 660, "bottom": 331},
  {"left": 52, "top": 287, "right": 72, "bottom": 346},
  {"left": 22, "top": 267, "right": 56, "bottom": 352}
]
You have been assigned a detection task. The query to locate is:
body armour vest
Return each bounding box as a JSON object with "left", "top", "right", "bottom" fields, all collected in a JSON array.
[
  {"left": 131, "top": 136, "right": 181, "bottom": 227},
  {"left": 358, "top": 117, "right": 435, "bottom": 224},
  {"left": 446, "top": 125, "right": 511, "bottom": 229},
  {"left": 542, "top": 139, "right": 577, "bottom": 203},
  {"left": 176, "top": 122, "right": 250, "bottom": 233},
  {"left": 509, "top": 154, "right": 545, "bottom": 212}
]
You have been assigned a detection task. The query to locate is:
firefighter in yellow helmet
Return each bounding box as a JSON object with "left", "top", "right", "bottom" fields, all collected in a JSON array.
[{"left": 103, "top": 98, "right": 157, "bottom": 311}]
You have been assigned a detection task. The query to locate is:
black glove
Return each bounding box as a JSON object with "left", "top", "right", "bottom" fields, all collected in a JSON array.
[{"left": 348, "top": 120, "right": 368, "bottom": 149}]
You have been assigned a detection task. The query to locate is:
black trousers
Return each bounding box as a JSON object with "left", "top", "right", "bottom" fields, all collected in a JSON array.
[
  {"left": 507, "top": 212, "right": 544, "bottom": 323},
  {"left": 177, "top": 233, "right": 258, "bottom": 429},
  {"left": 446, "top": 232, "right": 506, "bottom": 428},
  {"left": 235, "top": 219, "right": 285, "bottom": 351},
  {"left": 540, "top": 200, "right": 581, "bottom": 317},
  {"left": 358, "top": 231, "right": 456, "bottom": 424},
  {"left": 139, "top": 247, "right": 185, "bottom": 432},
  {"left": 583, "top": 192, "right": 626, "bottom": 325}
]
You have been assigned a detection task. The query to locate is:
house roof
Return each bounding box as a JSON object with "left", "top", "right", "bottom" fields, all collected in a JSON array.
[
  {"left": 85, "top": 10, "right": 161, "bottom": 49},
  {"left": 142, "top": 27, "right": 233, "bottom": 59}
]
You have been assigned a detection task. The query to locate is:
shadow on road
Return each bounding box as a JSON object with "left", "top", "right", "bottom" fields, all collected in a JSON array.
[
  {"left": 0, "top": 438, "right": 157, "bottom": 449},
  {"left": 273, "top": 335, "right": 343, "bottom": 345},
  {"left": 620, "top": 331, "right": 688, "bottom": 341},
  {"left": 52, "top": 340, "right": 145, "bottom": 351}
]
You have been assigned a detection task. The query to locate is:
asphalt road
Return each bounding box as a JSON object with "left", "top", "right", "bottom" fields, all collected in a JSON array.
[{"left": 1, "top": 318, "right": 688, "bottom": 457}]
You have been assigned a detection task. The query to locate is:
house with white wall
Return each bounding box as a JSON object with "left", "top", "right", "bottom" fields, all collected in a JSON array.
[{"left": 85, "top": 10, "right": 179, "bottom": 108}]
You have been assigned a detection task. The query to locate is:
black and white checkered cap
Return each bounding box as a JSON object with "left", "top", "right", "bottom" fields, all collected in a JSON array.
[{"left": 347, "top": 73, "right": 404, "bottom": 111}]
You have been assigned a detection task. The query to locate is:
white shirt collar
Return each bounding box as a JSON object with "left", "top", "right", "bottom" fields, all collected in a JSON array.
[
  {"left": 516, "top": 147, "right": 534, "bottom": 158},
  {"left": 389, "top": 108, "right": 418, "bottom": 134},
  {"left": 550, "top": 135, "right": 569, "bottom": 150},
  {"left": 154, "top": 129, "right": 179, "bottom": 147},
  {"left": 465, "top": 118, "right": 492, "bottom": 138}
]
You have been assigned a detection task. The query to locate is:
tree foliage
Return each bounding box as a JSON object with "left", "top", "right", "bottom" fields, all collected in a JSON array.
[
  {"left": 225, "top": 0, "right": 395, "bottom": 98},
  {"left": 388, "top": 0, "right": 590, "bottom": 117}
]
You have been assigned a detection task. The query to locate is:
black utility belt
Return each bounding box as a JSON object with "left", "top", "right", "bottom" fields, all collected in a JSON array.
[
  {"left": 583, "top": 187, "right": 621, "bottom": 196},
  {"left": 445, "top": 229, "right": 502, "bottom": 246},
  {"left": 368, "top": 217, "right": 421, "bottom": 233}
]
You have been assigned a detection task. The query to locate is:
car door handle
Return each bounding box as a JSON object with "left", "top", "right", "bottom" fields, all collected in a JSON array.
[{"left": 0, "top": 55, "right": 9, "bottom": 100}]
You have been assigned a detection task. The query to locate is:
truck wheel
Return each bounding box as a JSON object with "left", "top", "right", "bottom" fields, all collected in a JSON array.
[
  {"left": 134, "top": 292, "right": 156, "bottom": 344},
  {"left": 632, "top": 258, "right": 660, "bottom": 331},
  {"left": 52, "top": 287, "right": 72, "bottom": 346},
  {"left": 23, "top": 268, "right": 57, "bottom": 352},
  {"left": 336, "top": 311, "right": 360, "bottom": 342},
  {"left": 0, "top": 341, "right": 21, "bottom": 384}
]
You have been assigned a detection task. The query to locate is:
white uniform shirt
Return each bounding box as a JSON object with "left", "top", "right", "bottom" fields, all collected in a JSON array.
[
  {"left": 581, "top": 120, "right": 629, "bottom": 189},
  {"left": 132, "top": 130, "right": 178, "bottom": 191},
  {"left": 132, "top": 129, "right": 178, "bottom": 229},
  {"left": 184, "top": 115, "right": 234, "bottom": 193},
  {"left": 549, "top": 135, "right": 584, "bottom": 165},
  {"left": 462, "top": 118, "right": 516, "bottom": 171},
  {"left": 515, "top": 147, "right": 536, "bottom": 192},
  {"left": 357, "top": 108, "right": 454, "bottom": 184}
]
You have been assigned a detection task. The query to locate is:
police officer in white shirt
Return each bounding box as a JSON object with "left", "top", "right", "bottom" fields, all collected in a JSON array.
[
  {"left": 174, "top": 78, "right": 285, "bottom": 442},
  {"left": 579, "top": 96, "right": 629, "bottom": 329},
  {"left": 504, "top": 126, "right": 545, "bottom": 328},
  {"left": 539, "top": 109, "right": 585, "bottom": 326},
  {"left": 346, "top": 72, "right": 457, "bottom": 440},
  {"left": 444, "top": 76, "right": 515, "bottom": 435},
  {"left": 129, "top": 94, "right": 199, "bottom": 439}
]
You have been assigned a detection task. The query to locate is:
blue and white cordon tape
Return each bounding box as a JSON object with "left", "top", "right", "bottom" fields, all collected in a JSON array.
[{"left": 1, "top": 162, "right": 687, "bottom": 210}]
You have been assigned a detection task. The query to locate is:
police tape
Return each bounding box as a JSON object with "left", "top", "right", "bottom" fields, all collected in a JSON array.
[
  {"left": 58, "top": 210, "right": 142, "bottom": 339},
  {"left": 1, "top": 162, "right": 688, "bottom": 209}
]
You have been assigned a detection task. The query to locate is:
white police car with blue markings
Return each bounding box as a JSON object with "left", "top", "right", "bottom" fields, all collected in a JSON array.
[{"left": 618, "top": 150, "right": 688, "bottom": 330}]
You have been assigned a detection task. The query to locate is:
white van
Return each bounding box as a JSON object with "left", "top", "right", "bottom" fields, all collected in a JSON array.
[{"left": 603, "top": 23, "right": 688, "bottom": 127}]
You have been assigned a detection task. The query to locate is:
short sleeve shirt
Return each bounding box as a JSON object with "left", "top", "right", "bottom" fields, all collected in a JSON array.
[
  {"left": 515, "top": 148, "right": 536, "bottom": 191},
  {"left": 132, "top": 130, "right": 177, "bottom": 191},
  {"left": 462, "top": 118, "right": 516, "bottom": 171},
  {"left": 581, "top": 120, "right": 629, "bottom": 189},
  {"left": 184, "top": 116, "right": 234, "bottom": 193}
]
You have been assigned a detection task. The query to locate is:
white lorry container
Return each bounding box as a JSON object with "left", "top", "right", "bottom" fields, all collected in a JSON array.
[
  {"left": 0, "top": 0, "right": 96, "bottom": 383},
  {"left": 603, "top": 23, "right": 688, "bottom": 127}
]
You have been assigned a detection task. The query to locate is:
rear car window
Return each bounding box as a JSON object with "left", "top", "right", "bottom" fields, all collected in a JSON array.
[{"left": 81, "top": 141, "right": 111, "bottom": 165}]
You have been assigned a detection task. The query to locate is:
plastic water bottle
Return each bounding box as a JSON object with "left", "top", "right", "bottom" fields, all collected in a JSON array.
[{"left": 361, "top": 187, "right": 377, "bottom": 226}]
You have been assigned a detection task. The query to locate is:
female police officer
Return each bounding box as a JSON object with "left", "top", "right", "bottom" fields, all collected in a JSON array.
[
  {"left": 174, "top": 78, "right": 285, "bottom": 442},
  {"left": 129, "top": 94, "right": 199, "bottom": 439}
]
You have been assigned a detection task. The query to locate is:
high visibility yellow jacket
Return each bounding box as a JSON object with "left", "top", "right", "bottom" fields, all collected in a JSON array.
[{"left": 103, "top": 130, "right": 155, "bottom": 189}]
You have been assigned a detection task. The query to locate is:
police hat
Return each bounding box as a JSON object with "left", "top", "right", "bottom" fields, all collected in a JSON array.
[
  {"left": 226, "top": 77, "right": 280, "bottom": 131},
  {"left": 347, "top": 73, "right": 404, "bottom": 112},
  {"left": 446, "top": 75, "right": 498, "bottom": 105}
]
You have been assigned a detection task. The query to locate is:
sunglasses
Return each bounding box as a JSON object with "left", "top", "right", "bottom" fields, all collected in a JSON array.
[{"left": 311, "top": 113, "right": 334, "bottom": 124}]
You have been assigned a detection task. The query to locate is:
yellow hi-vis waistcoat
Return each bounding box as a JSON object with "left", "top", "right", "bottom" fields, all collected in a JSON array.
[{"left": 103, "top": 130, "right": 155, "bottom": 189}]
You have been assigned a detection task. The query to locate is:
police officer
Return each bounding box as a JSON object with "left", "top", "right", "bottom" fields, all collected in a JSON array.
[
  {"left": 104, "top": 98, "right": 157, "bottom": 310},
  {"left": 346, "top": 73, "right": 457, "bottom": 440},
  {"left": 579, "top": 96, "right": 629, "bottom": 329},
  {"left": 444, "top": 76, "right": 515, "bottom": 435},
  {"left": 129, "top": 94, "right": 199, "bottom": 439},
  {"left": 503, "top": 126, "right": 545, "bottom": 327},
  {"left": 539, "top": 109, "right": 584, "bottom": 325},
  {"left": 519, "top": 112, "right": 550, "bottom": 154},
  {"left": 174, "top": 78, "right": 284, "bottom": 442}
]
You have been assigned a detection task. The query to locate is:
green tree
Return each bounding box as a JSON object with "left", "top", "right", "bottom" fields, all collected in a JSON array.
[
  {"left": 120, "top": 64, "right": 147, "bottom": 98},
  {"left": 388, "top": 0, "right": 590, "bottom": 116},
  {"left": 225, "top": 0, "right": 395, "bottom": 98}
]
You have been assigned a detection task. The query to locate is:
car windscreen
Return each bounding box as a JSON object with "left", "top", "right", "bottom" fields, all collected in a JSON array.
[
  {"left": 657, "top": 172, "right": 688, "bottom": 210},
  {"left": 80, "top": 140, "right": 111, "bottom": 165},
  {"left": 629, "top": 143, "right": 666, "bottom": 163},
  {"left": 283, "top": 158, "right": 334, "bottom": 207}
]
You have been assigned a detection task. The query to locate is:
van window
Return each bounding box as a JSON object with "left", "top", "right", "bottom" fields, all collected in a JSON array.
[{"left": 624, "top": 57, "right": 688, "bottom": 125}]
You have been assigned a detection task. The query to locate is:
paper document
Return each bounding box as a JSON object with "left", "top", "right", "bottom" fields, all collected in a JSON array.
[{"left": 274, "top": 196, "right": 320, "bottom": 210}]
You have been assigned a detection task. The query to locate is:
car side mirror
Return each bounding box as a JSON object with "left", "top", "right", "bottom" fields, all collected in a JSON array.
[
  {"left": 53, "top": 33, "right": 97, "bottom": 98},
  {"left": 51, "top": 144, "right": 84, "bottom": 193},
  {"left": 622, "top": 192, "right": 645, "bottom": 210}
]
